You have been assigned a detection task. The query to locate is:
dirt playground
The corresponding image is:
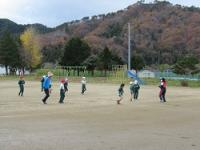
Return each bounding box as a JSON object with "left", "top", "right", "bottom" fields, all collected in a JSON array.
[{"left": 0, "top": 80, "right": 199, "bottom": 150}]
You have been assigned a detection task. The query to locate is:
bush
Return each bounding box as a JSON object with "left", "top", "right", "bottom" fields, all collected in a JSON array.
[{"left": 180, "top": 80, "right": 188, "bottom": 87}]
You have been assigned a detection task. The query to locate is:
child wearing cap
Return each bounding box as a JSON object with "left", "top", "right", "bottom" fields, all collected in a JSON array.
[
  {"left": 81, "top": 77, "right": 86, "bottom": 95},
  {"left": 117, "top": 83, "right": 125, "bottom": 104},
  {"left": 42, "top": 72, "right": 53, "bottom": 104},
  {"left": 59, "top": 79, "right": 65, "bottom": 104},
  {"left": 132, "top": 80, "right": 140, "bottom": 100},
  {"left": 18, "top": 76, "right": 25, "bottom": 96}
]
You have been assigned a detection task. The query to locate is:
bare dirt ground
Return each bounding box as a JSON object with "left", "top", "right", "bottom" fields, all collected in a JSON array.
[{"left": 0, "top": 80, "right": 200, "bottom": 150}]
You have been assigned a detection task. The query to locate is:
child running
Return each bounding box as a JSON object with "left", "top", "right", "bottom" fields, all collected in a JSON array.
[
  {"left": 18, "top": 76, "right": 25, "bottom": 96},
  {"left": 132, "top": 80, "right": 140, "bottom": 100},
  {"left": 81, "top": 77, "right": 87, "bottom": 95},
  {"left": 59, "top": 79, "right": 65, "bottom": 104},
  {"left": 117, "top": 83, "right": 125, "bottom": 104},
  {"left": 41, "top": 72, "right": 53, "bottom": 104}
]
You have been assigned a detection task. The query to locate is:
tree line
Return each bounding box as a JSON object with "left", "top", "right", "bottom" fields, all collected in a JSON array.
[
  {"left": 0, "top": 29, "right": 137, "bottom": 75},
  {"left": 0, "top": 27, "right": 199, "bottom": 76},
  {"left": 0, "top": 28, "right": 41, "bottom": 75}
]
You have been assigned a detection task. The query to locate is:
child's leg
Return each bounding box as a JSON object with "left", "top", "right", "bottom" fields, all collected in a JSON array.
[
  {"left": 130, "top": 91, "right": 133, "bottom": 101},
  {"left": 82, "top": 85, "right": 86, "bottom": 94},
  {"left": 159, "top": 90, "right": 163, "bottom": 101},
  {"left": 163, "top": 90, "right": 166, "bottom": 102},
  {"left": 42, "top": 89, "right": 49, "bottom": 104},
  {"left": 21, "top": 86, "right": 24, "bottom": 96},
  {"left": 135, "top": 91, "right": 138, "bottom": 99},
  {"left": 59, "top": 91, "right": 65, "bottom": 103},
  {"left": 19, "top": 86, "right": 23, "bottom": 96},
  {"left": 134, "top": 92, "right": 137, "bottom": 99},
  {"left": 81, "top": 85, "right": 84, "bottom": 94},
  {"left": 117, "top": 96, "right": 123, "bottom": 104},
  {"left": 62, "top": 92, "right": 65, "bottom": 103},
  {"left": 84, "top": 85, "right": 86, "bottom": 93}
]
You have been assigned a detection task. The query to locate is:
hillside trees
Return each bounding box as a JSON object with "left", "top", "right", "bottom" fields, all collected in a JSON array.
[
  {"left": 20, "top": 27, "right": 42, "bottom": 71},
  {"left": 60, "top": 38, "right": 124, "bottom": 76},
  {"left": 173, "top": 55, "right": 200, "bottom": 75},
  {"left": 41, "top": 44, "right": 63, "bottom": 64}
]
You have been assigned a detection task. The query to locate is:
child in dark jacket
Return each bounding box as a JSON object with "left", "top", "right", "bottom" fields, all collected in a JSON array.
[
  {"left": 159, "top": 78, "right": 167, "bottom": 103},
  {"left": 117, "top": 83, "right": 125, "bottom": 104},
  {"left": 18, "top": 76, "right": 25, "bottom": 96},
  {"left": 59, "top": 79, "right": 65, "bottom": 104},
  {"left": 132, "top": 80, "right": 140, "bottom": 100},
  {"left": 64, "top": 78, "right": 68, "bottom": 92},
  {"left": 81, "top": 77, "right": 87, "bottom": 95}
]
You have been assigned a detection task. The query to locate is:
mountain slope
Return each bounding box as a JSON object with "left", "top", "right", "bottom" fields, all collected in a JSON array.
[{"left": 0, "top": 1, "right": 200, "bottom": 64}]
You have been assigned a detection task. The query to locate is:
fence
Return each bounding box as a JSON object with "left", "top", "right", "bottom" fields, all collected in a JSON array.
[{"left": 155, "top": 71, "right": 200, "bottom": 81}]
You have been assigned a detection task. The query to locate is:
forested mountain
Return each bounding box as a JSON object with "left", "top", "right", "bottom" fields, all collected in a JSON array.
[
  {"left": 0, "top": 1, "right": 200, "bottom": 65},
  {"left": 0, "top": 19, "right": 53, "bottom": 37},
  {"left": 0, "top": 19, "right": 24, "bottom": 36}
]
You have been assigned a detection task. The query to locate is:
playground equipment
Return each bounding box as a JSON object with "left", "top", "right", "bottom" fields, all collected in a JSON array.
[
  {"left": 110, "top": 65, "right": 127, "bottom": 82},
  {"left": 127, "top": 70, "right": 144, "bottom": 84},
  {"left": 56, "top": 66, "right": 86, "bottom": 78},
  {"left": 110, "top": 65, "right": 144, "bottom": 84}
]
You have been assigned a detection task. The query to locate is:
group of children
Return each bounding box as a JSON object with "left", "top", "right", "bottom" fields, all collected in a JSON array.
[
  {"left": 18, "top": 72, "right": 167, "bottom": 105},
  {"left": 117, "top": 80, "right": 140, "bottom": 104},
  {"left": 117, "top": 78, "right": 167, "bottom": 104},
  {"left": 39, "top": 72, "right": 87, "bottom": 104}
]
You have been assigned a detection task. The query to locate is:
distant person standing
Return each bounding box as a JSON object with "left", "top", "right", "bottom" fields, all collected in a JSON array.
[
  {"left": 129, "top": 81, "right": 134, "bottom": 101},
  {"left": 64, "top": 78, "right": 69, "bottom": 92},
  {"left": 81, "top": 77, "right": 87, "bottom": 95},
  {"left": 59, "top": 79, "right": 65, "bottom": 104},
  {"left": 132, "top": 80, "right": 140, "bottom": 100},
  {"left": 42, "top": 72, "right": 53, "bottom": 104},
  {"left": 159, "top": 78, "right": 167, "bottom": 103},
  {"left": 18, "top": 76, "right": 25, "bottom": 96},
  {"left": 117, "top": 83, "right": 125, "bottom": 104}
]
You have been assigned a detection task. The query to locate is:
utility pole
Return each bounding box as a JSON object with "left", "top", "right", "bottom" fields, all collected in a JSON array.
[{"left": 128, "top": 23, "right": 131, "bottom": 70}]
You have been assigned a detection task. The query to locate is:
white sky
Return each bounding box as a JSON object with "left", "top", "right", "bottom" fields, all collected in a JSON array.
[{"left": 0, "top": 0, "right": 199, "bottom": 27}]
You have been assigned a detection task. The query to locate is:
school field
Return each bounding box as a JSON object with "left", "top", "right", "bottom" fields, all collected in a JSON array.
[{"left": 0, "top": 80, "right": 200, "bottom": 150}]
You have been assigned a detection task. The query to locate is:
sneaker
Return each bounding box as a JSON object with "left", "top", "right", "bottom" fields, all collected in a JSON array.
[
  {"left": 42, "top": 99, "right": 47, "bottom": 104},
  {"left": 117, "top": 100, "right": 120, "bottom": 104}
]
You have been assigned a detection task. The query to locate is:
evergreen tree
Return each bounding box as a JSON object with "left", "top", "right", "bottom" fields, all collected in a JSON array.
[
  {"left": 97, "top": 47, "right": 124, "bottom": 76},
  {"left": 0, "top": 32, "right": 19, "bottom": 75},
  {"left": 131, "top": 55, "right": 145, "bottom": 74},
  {"left": 61, "top": 37, "right": 91, "bottom": 66},
  {"left": 97, "top": 47, "right": 112, "bottom": 71}
]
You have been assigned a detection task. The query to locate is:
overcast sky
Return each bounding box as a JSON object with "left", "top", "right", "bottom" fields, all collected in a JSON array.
[{"left": 0, "top": 0, "right": 199, "bottom": 27}]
